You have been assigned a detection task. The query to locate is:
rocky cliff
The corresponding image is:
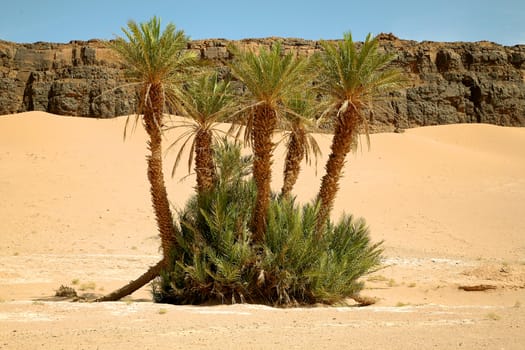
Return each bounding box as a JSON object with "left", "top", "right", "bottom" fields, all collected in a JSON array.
[{"left": 1, "top": 35, "right": 524, "bottom": 131}]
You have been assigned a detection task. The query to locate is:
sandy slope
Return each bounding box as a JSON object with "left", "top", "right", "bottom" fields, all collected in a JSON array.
[{"left": 0, "top": 111, "right": 524, "bottom": 349}]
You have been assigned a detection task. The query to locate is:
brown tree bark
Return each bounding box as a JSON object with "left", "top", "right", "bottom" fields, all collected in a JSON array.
[
  {"left": 316, "top": 108, "right": 361, "bottom": 234},
  {"left": 281, "top": 129, "right": 305, "bottom": 198},
  {"left": 95, "top": 260, "right": 164, "bottom": 302},
  {"left": 143, "top": 83, "right": 177, "bottom": 259},
  {"left": 195, "top": 129, "right": 216, "bottom": 195},
  {"left": 251, "top": 104, "right": 277, "bottom": 243}
]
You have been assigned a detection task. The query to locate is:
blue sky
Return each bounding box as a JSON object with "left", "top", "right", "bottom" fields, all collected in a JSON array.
[{"left": 0, "top": 0, "right": 523, "bottom": 45}]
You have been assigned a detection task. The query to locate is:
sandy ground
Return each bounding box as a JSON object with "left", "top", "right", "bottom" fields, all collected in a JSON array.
[{"left": 0, "top": 111, "right": 524, "bottom": 349}]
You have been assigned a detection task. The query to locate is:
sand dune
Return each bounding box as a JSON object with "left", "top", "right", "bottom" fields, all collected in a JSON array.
[{"left": 1, "top": 111, "right": 524, "bottom": 349}]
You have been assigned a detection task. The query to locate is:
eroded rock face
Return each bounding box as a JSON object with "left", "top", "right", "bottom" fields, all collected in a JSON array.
[
  {"left": 0, "top": 35, "right": 523, "bottom": 131},
  {"left": 0, "top": 39, "right": 136, "bottom": 118}
]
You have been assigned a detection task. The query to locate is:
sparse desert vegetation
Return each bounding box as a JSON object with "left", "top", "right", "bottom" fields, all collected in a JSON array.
[
  {"left": 1, "top": 12, "right": 524, "bottom": 350},
  {"left": 97, "top": 16, "right": 403, "bottom": 306}
]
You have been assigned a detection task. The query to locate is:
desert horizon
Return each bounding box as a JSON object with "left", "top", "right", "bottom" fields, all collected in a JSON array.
[{"left": 1, "top": 111, "right": 524, "bottom": 348}]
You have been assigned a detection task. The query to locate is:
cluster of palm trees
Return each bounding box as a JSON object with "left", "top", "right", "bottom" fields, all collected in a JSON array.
[{"left": 97, "top": 17, "right": 404, "bottom": 301}]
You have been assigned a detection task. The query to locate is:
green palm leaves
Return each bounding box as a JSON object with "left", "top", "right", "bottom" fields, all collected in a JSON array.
[
  {"left": 317, "top": 33, "right": 404, "bottom": 113},
  {"left": 112, "top": 16, "right": 196, "bottom": 86},
  {"left": 229, "top": 43, "right": 310, "bottom": 107}
]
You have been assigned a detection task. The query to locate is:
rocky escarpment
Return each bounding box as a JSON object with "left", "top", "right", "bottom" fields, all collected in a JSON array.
[
  {"left": 1, "top": 35, "right": 524, "bottom": 131},
  {"left": 0, "top": 40, "right": 133, "bottom": 118}
]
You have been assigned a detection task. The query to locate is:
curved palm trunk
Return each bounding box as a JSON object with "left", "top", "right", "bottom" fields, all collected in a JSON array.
[
  {"left": 251, "top": 104, "right": 277, "bottom": 243},
  {"left": 195, "top": 129, "right": 216, "bottom": 195},
  {"left": 97, "top": 83, "right": 177, "bottom": 301},
  {"left": 95, "top": 260, "right": 163, "bottom": 301},
  {"left": 280, "top": 128, "right": 305, "bottom": 198},
  {"left": 316, "top": 108, "right": 361, "bottom": 234},
  {"left": 143, "top": 83, "right": 178, "bottom": 259}
]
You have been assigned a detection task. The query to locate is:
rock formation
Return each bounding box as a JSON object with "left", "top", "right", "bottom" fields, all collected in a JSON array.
[{"left": 1, "top": 35, "right": 524, "bottom": 131}]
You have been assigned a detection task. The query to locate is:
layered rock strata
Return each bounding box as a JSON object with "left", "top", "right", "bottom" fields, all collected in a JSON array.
[{"left": 1, "top": 35, "right": 524, "bottom": 131}]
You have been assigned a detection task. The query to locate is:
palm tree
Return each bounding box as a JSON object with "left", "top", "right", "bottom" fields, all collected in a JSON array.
[
  {"left": 166, "top": 72, "right": 235, "bottom": 195},
  {"left": 229, "top": 42, "right": 310, "bottom": 243},
  {"left": 315, "top": 33, "right": 405, "bottom": 233},
  {"left": 279, "top": 92, "right": 321, "bottom": 198},
  {"left": 97, "top": 17, "right": 197, "bottom": 301}
]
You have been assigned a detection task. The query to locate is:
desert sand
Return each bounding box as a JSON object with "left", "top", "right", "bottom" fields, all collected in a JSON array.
[{"left": 0, "top": 111, "right": 524, "bottom": 349}]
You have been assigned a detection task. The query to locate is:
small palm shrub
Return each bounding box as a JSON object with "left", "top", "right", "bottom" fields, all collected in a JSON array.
[
  {"left": 153, "top": 140, "right": 257, "bottom": 304},
  {"left": 152, "top": 141, "right": 382, "bottom": 306},
  {"left": 260, "top": 198, "right": 382, "bottom": 305}
]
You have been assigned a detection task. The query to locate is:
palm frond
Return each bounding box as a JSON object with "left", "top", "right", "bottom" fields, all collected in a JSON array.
[
  {"left": 112, "top": 16, "right": 198, "bottom": 117},
  {"left": 228, "top": 42, "right": 312, "bottom": 143},
  {"left": 315, "top": 32, "right": 407, "bottom": 136},
  {"left": 169, "top": 128, "right": 198, "bottom": 177},
  {"left": 123, "top": 114, "right": 141, "bottom": 141}
]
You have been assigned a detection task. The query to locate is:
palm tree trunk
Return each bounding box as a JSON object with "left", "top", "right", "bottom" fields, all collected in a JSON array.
[
  {"left": 143, "top": 83, "right": 177, "bottom": 259},
  {"left": 95, "top": 260, "right": 164, "bottom": 301},
  {"left": 281, "top": 129, "right": 305, "bottom": 198},
  {"left": 251, "top": 104, "right": 277, "bottom": 243},
  {"left": 195, "top": 129, "right": 216, "bottom": 195},
  {"left": 316, "top": 109, "right": 359, "bottom": 234}
]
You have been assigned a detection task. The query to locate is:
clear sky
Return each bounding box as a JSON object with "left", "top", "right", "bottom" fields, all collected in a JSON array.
[{"left": 0, "top": 0, "right": 523, "bottom": 45}]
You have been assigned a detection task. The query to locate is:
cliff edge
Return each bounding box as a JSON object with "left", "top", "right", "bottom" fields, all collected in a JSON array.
[{"left": 1, "top": 35, "right": 524, "bottom": 131}]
